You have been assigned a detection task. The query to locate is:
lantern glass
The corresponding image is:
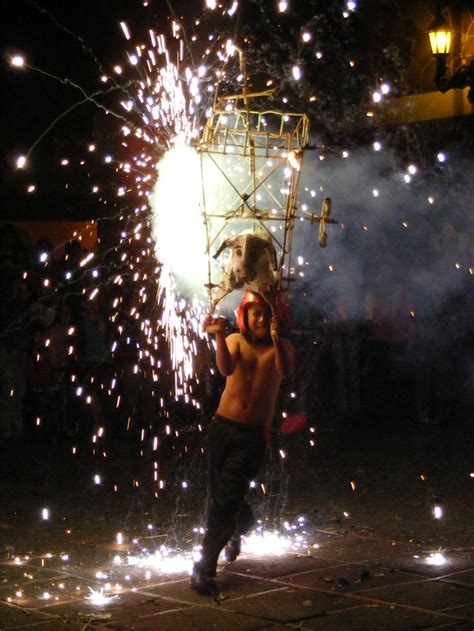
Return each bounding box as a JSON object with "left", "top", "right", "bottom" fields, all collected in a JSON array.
[{"left": 429, "top": 27, "right": 452, "bottom": 55}]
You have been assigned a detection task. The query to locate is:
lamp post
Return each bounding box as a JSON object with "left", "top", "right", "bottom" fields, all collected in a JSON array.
[{"left": 428, "top": 7, "right": 473, "bottom": 103}]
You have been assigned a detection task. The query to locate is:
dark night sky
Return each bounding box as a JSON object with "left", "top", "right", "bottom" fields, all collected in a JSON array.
[
  {"left": 2, "top": 0, "right": 368, "bottom": 220},
  {"left": 1, "top": 0, "right": 199, "bottom": 219}
]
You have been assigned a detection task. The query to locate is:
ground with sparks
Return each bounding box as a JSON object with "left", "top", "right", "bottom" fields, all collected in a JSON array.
[{"left": 1, "top": 420, "right": 474, "bottom": 630}]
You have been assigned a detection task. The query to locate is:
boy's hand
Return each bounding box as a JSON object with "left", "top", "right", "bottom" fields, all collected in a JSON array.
[
  {"left": 203, "top": 313, "right": 226, "bottom": 335},
  {"left": 270, "top": 316, "right": 280, "bottom": 344}
]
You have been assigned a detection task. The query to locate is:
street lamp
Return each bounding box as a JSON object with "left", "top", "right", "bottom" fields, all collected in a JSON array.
[{"left": 428, "top": 7, "right": 473, "bottom": 103}]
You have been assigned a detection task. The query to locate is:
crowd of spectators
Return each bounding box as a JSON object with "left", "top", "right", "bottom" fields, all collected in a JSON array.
[
  {"left": 0, "top": 224, "right": 123, "bottom": 442},
  {"left": 0, "top": 222, "right": 472, "bottom": 445},
  {"left": 293, "top": 276, "right": 473, "bottom": 431}
]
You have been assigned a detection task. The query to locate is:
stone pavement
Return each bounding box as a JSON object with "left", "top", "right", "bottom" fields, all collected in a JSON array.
[{"left": 1, "top": 421, "right": 474, "bottom": 630}]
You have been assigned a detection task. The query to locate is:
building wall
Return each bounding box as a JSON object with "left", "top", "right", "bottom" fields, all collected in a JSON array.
[
  {"left": 403, "top": 1, "right": 474, "bottom": 95},
  {"left": 0, "top": 221, "right": 97, "bottom": 254},
  {"left": 363, "top": 0, "right": 474, "bottom": 124}
]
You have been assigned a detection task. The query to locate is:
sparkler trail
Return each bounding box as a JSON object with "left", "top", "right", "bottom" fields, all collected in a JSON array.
[
  {"left": 33, "top": 1, "right": 112, "bottom": 75},
  {"left": 19, "top": 85, "right": 128, "bottom": 159},
  {"left": 112, "top": 26, "right": 212, "bottom": 402}
]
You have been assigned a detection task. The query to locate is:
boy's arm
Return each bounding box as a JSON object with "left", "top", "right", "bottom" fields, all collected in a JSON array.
[
  {"left": 203, "top": 315, "right": 238, "bottom": 376},
  {"left": 271, "top": 317, "right": 294, "bottom": 378}
]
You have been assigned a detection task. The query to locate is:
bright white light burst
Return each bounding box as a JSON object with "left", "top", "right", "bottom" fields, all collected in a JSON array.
[
  {"left": 151, "top": 144, "right": 207, "bottom": 286},
  {"left": 11, "top": 55, "right": 25, "bottom": 67},
  {"left": 86, "top": 588, "right": 117, "bottom": 606},
  {"left": 426, "top": 552, "right": 448, "bottom": 566},
  {"left": 242, "top": 528, "right": 307, "bottom": 556}
]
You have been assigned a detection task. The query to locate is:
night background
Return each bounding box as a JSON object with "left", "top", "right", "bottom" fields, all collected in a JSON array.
[{"left": 0, "top": 0, "right": 473, "bottom": 628}]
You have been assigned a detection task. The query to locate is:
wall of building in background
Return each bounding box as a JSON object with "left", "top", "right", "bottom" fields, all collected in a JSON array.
[
  {"left": 0, "top": 221, "right": 97, "bottom": 253},
  {"left": 403, "top": 1, "right": 473, "bottom": 95},
  {"left": 363, "top": 0, "right": 473, "bottom": 124},
  {"left": 376, "top": 87, "right": 472, "bottom": 125}
]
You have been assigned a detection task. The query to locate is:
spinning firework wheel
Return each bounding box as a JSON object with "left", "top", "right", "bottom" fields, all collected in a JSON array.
[{"left": 197, "top": 53, "right": 336, "bottom": 311}]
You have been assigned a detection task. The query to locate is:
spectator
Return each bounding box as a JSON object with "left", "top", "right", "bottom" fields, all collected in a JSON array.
[{"left": 47, "top": 299, "right": 80, "bottom": 435}]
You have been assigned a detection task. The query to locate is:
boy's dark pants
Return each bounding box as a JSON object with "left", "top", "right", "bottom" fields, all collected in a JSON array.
[{"left": 199, "top": 416, "right": 266, "bottom": 576}]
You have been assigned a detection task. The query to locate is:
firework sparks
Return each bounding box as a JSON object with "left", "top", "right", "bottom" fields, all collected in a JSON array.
[
  {"left": 425, "top": 552, "right": 448, "bottom": 567},
  {"left": 127, "top": 547, "right": 194, "bottom": 574},
  {"left": 86, "top": 587, "right": 118, "bottom": 605},
  {"left": 242, "top": 527, "right": 307, "bottom": 556},
  {"left": 4, "top": 4, "right": 472, "bottom": 610}
]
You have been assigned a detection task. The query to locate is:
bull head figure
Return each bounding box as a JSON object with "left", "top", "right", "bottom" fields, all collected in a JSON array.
[{"left": 211, "top": 230, "right": 278, "bottom": 310}]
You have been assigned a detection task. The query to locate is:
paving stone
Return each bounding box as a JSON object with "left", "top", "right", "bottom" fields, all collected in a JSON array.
[
  {"left": 0, "top": 575, "right": 96, "bottom": 610},
  {"left": 440, "top": 601, "right": 474, "bottom": 621},
  {"left": 25, "top": 545, "right": 110, "bottom": 570},
  {"left": 311, "top": 536, "right": 420, "bottom": 564},
  {"left": 141, "top": 573, "right": 279, "bottom": 605},
  {"left": 219, "top": 572, "right": 290, "bottom": 600},
  {"left": 35, "top": 590, "right": 185, "bottom": 625},
  {"left": 0, "top": 563, "right": 62, "bottom": 585},
  {"left": 2, "top": 424, "right": 474, "bottom": 629},
  {"left": 293, "top": 603, "right": 470, "bottom": 630},
  {"left": 366, "top": 579, "right": 474, "bottom": 611},
  {"left": 440, "top": 569, "right": 474, "bottom": 587},
  {"left": 94, "top": 561, "right": 194, "bottom": 591},
  {"left": 217, "top": 585, "right": 354, "bottom": 622},
  {"left": 280, "top": 563, "right": 419, "bottom": 593},
  {"left": 1, "top": 533, "right": 73, "bottom": 559},
  {"left": 379, "top": 552, "right": 474, "bottom": 579},
  {"left": 225, "top": 553, "right": 341, "bottom": 579},
  {"left": 0, "top": 602, "right": 52, "bottom": 628},
  {"left": 433, "top": 623, "right": 474, "bottom": 630},
  {"left": 109, "top": 605, "right": 270, "bottom": 631},
  {"left": 435, "top": 529, "right": 474, "bottom": 548},
  {"left": 10, "top": 620, "right": 85, "bottom": 630}
]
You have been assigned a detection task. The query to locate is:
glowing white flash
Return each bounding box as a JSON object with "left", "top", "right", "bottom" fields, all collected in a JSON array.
[
  {"left": 228, "top": 1, "right": 238, "bottom": 15},
  {"left": 127, "top": 548, "right": 193, "bottom": 574},
  {"left": 11, "top": 55, "right": 24, "bottom": 67},
  {"left": 288, "top": 151, "right": 301, "bottom": 170},
  {"left": 292, "top": 65, "right": 302, "bottom": 80},
  {"left": 426, "top": 552, "right": 447, "bottom": 566},
  {"left": 120, "top": 21, "right": 131, "bottom": 40},
  {"left": 151, "top": 144, "right": 207, "bottom": 285},
  {"left": 242, "top": 529, "right": 306, "bottom": 556},
  {"left": 86, "top": 588, "right": 117, "bottom": 605}
]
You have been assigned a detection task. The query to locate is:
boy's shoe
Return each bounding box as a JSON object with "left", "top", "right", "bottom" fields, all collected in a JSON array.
[
  {"left": 190, "top": 562, "right": 217, "bottom": 596},
  {"left": 224, "top": 534, "right": 241, "bottom": 562}
]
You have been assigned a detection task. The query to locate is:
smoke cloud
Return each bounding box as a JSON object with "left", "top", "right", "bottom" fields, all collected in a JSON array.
[{"left": 292, "top": 142, "right": 473, "bottom": 329}]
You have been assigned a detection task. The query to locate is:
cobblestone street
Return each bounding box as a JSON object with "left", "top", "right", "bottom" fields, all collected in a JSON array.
[{"left": 1, "top": 420, "right": 474, "bottom": 630}]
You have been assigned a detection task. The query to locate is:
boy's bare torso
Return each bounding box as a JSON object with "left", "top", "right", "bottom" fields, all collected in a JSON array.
[{"left": 216, "top": 332, "right": 289, "bottom": 427}]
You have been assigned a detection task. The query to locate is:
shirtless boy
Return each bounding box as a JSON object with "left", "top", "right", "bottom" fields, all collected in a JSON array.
[{"left": 190, "top": 291, "right": 294, "bottom": 596}]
